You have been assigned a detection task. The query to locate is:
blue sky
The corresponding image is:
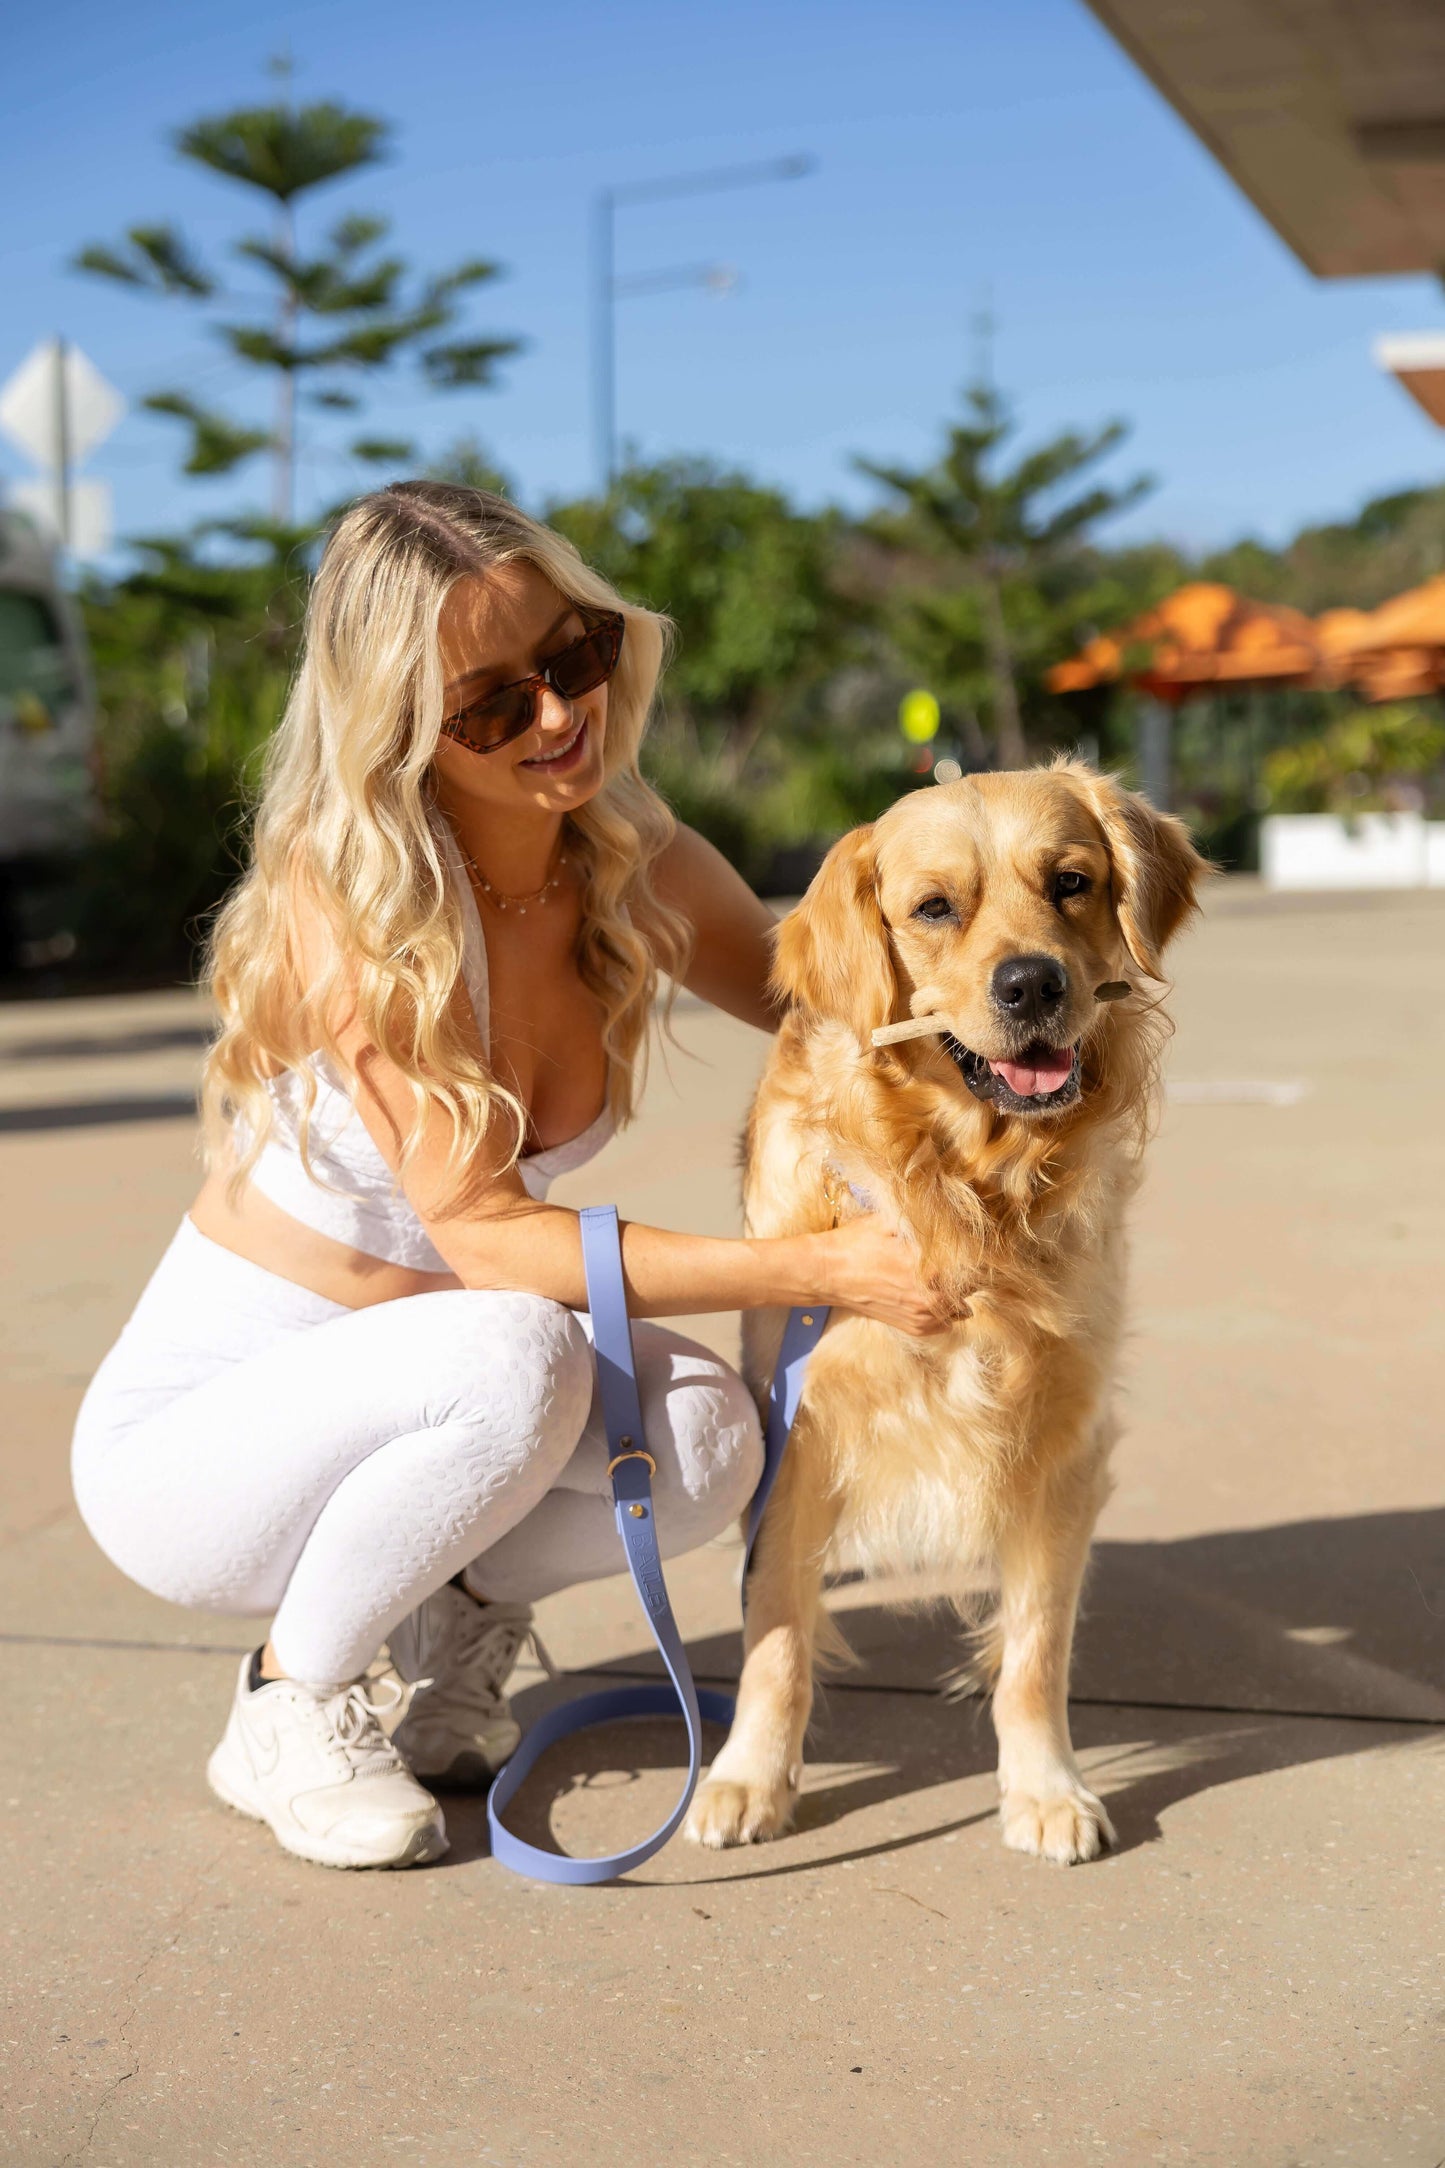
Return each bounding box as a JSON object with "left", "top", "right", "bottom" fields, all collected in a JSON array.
[{"left": 5, "top": 0, "right": 1445, "bottom": 560}]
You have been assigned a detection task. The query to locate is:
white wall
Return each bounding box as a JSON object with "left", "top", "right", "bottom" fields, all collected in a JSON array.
[{"left": 1261, "top": 813, "right": 1445, "bottom": 890}]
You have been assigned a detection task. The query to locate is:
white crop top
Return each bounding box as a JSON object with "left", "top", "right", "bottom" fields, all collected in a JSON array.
[{"left": 243, "top": 818, "right": 617, "bottom": 1270}]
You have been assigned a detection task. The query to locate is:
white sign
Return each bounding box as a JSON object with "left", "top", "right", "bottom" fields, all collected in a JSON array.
[
  {"left": 10, "top": 476, "right": 112, "bottom": 556},
  {"left": 0, "top": 339, "right": 124, "bottom": 469},
  {"left": 1373, "top": 331, "right": 1445, "bottom": 373},
  {"left": 1373, "top": 331, "right": 1445, "bottom": 430}
]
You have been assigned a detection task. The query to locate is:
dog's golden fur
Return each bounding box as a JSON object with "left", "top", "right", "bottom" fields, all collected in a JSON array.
[{"left": 684, "top": 762, "right": 1206, "bottom": 1864}]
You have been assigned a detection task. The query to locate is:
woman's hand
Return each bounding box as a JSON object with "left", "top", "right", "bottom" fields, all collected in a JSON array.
[{"left": 804, "top": 1212, "right": 970, "bottom": 1339}]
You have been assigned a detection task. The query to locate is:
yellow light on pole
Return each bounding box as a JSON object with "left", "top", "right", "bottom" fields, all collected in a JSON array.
[{"left": 899, "top": 689, "right": 940, "bottom": 744}]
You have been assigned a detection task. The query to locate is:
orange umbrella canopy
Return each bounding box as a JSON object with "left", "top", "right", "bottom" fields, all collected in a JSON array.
[
  {"left": 1312, "top": 578, "right": 1445, "bottom": 700},
  {"left": 1351, "top": 649, "right": 1444, "bottom": 700},
  {"left": 1337, "top": 572, "right": 1445, "bottom": 655},
  {"left": 1313, "top": 606, "right": 1377, "bottom": 661},
  {"left": 1048, "top": 582, "right": 1321, "bottom": 703}
]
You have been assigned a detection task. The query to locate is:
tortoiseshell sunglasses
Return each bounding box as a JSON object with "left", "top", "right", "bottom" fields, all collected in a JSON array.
[{"left": 440, "top": 610, "right": 625, "bottom": 755}]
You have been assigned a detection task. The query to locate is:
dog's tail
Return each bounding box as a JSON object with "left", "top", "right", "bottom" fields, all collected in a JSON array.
[
  {"left": 812, "top": 1597, "right": 857, "bottom": 1677},
  {"left": 941, "top": 1589, "right": 1004, "bottom": 1702}
]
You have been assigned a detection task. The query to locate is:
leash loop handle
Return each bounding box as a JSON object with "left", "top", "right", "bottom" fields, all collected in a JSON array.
[
  {"left": 487, "top": 1206, "right": 730, "bottom": 1883},
  {"left": 486, "top": 1204, "right": 830, "bottom": 1883}
]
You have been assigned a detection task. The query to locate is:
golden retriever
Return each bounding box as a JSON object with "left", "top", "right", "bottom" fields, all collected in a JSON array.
[{"left": 684, "top": 762, "right": 1206, "bottom": 1864}]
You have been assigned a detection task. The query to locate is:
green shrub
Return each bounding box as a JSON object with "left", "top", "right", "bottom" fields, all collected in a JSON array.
[
  {"left": 1262, "top": 704, "right": 1445, "bottom": 815},
  {"left": 643, "top": 722, "right": 925, "bottom": 889},
  {"left": 68, "top": 655, "right": 286, "bottom": 983}
]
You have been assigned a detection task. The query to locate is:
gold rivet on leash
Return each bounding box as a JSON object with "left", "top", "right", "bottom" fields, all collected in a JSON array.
[
  {"left": 1094, "top": 981, "right": 1131, "bottom": 1002},
  {"left": 629, "top": 1503, "right": 646, "bottom": 1519},
  {"left": 801, "top": 1313, "right": 814, "bottom": 1326}
]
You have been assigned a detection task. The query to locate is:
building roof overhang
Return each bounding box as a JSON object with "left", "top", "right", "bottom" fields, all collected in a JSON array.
[{"left": 1085, "top": 0, "right": 1445, "bottom": 278}]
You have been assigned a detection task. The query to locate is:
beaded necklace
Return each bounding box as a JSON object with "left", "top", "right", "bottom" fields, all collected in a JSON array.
[{"left": 459, "top": 842, "right": 569, "bottom": 916}]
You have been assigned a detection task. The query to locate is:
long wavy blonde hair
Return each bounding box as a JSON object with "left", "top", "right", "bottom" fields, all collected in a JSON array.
[{"left": 201, "top": 481, "right": 694, "bottom": 1204}]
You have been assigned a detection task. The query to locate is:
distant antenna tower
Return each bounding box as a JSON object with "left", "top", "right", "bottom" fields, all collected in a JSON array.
[{"left": 972, "top": 283, "right": 996, "bottom": 389}]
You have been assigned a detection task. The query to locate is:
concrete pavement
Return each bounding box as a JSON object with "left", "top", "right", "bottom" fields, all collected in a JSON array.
[{"left": 2, "top": 884, "right": 1442, "bottom": 2167}]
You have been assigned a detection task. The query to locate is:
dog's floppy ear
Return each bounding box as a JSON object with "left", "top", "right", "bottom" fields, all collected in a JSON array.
[
  {"left": 770, "top": 822, "right": 898, "bottom": 1037},
  {"left": 1077, "top": 770, "right": 1209, "bottom": 978}
]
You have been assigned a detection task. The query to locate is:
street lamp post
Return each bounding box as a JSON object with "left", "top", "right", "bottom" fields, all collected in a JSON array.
[{"left": 591, "top": 153, "right": 814, "bottom": 491}]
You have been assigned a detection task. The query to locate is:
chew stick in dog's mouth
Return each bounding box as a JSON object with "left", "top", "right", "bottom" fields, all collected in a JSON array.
[
  {"left": 872, "top": 980, "right": 1127, "bottom": 1052},
  {"left": 870, "top": 1013, "right": 951, "bottom": 1047}
]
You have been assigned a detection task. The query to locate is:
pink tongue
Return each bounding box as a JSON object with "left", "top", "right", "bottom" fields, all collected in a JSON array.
[{"left": 989, "top": 1048, "right": 1075, "bottom": 1097}]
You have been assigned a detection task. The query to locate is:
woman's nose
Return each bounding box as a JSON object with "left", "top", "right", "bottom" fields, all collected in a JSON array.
[{"left": 535, "top": 684, "right": 575, "bottom": 733}]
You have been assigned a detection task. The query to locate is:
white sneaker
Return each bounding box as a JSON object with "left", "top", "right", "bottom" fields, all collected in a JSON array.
[
  {"left": 389, "top": 1584, "right": 552, "bottom": 1788},
  {"left": 207, "top": 1652, "right": 449, "bottom": 1870}
]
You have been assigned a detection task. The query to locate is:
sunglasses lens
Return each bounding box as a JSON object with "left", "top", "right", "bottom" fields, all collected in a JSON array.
[
  {"left": 450, "top": 684, "right": 536, "bottom": 752},
  {"left": 552, "top": 619, "right": 623, "bottom": 700},
  {"left": 442, "top": 614, "right": 623, "bottom": 754}
]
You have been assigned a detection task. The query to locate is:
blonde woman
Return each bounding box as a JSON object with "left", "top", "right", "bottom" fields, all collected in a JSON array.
[{"left": 70, "top": 483, "right": 944, "bottom": 1871}]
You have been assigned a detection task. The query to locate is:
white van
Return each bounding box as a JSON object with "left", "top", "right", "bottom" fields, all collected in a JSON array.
[{"left": 0, "top": 509, "right": 97, "bottom": 970}]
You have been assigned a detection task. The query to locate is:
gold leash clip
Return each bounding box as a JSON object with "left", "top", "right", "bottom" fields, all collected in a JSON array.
[
  {"left": 821, "top": 1162, "right": 852, "bottom": 1229},
  {"left": 606, "top": 1445, "right": 658, "bottom": 1480}
]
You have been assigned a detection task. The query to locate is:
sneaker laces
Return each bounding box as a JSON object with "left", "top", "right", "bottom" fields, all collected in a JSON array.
[
  {"left": 441, "top": 1598, "right": 558, "bottom": 1716},
  {"left": 319, "top": 1675, "right": 409, "bottom": 1778}
]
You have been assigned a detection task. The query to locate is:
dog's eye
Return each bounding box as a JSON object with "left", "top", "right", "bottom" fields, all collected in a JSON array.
[
  {"left": 912, "top": 894, "right": 953, "bottom": 922},
  {"left": 1053, "top": 870, "right": 1091, "bottom": 903}
]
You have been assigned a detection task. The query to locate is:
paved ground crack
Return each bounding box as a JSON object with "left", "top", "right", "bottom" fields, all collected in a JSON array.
[
  {"left": 0, "top": 1502, "right": 73, "bottom": 1553},
  {"left": 54, "top": 1866, "right": 213, "bottom": 2165},
  {"left": 869, "top": 1883, "right": 950, "bottom": 1921},
  {"left": 56, "top": 2058, "right": 137, "bottom": 2168}
]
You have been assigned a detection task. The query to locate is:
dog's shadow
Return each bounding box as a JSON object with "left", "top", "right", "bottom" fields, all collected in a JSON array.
[
  {"left": 440, "top": 1506, "right": 1444, "bottom": 1877},
  {"left": 434, "top": 1712, "right": 1001, "bottom": 1877}
]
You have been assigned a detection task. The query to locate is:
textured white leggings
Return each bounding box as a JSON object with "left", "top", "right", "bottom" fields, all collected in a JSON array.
[{"left": 71, "top": 1217, "right": 763, "bottom": 1689}]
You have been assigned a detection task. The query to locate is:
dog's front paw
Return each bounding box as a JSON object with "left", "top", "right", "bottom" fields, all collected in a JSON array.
[
  {"left": 684, "top": 1768, "right": 797, "bottom": 1849},
  {"left": 1000, "top": 1781, "right": 1115, "bottom": 1866}
]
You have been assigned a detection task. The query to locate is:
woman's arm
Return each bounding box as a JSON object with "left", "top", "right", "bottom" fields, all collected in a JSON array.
[
  {"left": 291, "top": 887, "right": 949, "bottom": 1334},
  {"left": 430, "top": 1188, "right": 822, "bottom": 1318},
  {"left": 652, "top": 821, "right": 785, "bottom": 1033},
  {"left": 337, "top": 1013, "right": 813, "bottom": 1315},
  {"left": 345, "top": 1042, "right": 938, "bottom": 1324}
]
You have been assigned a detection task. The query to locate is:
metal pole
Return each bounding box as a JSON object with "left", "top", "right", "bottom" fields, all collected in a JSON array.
[
  {"left": 591, "top": 153, "right": 813, "bottom": 496},
  {"left": 592, "top": 190, "right": 616, "bottom": 492},
  {"left": 1137, "top": 695, "right": 1172, "bottom": 810},
  {"left": 52, "top": 335, "right": 72, "bottom": 551}
]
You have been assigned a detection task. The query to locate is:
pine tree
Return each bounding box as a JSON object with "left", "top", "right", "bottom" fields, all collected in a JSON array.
[
  {"left": 76, "top": 84, "right": 520, "bottom": 528},
  {"left": 859, "top": 382, "right": 1150, "bottom": 765}
]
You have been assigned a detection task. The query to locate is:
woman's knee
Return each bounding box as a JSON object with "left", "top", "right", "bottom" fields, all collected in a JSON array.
[
  {"left": 425, "top": 1290, "right": 594, "bottom": 1465},
  {"left": 632, "top": 1326, "right": 764, "bottom": 1523}
]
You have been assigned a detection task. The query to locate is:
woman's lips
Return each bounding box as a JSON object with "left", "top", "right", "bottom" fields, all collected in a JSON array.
[{"left": 520, "top": 717, "right": 588, "bottom": 773}]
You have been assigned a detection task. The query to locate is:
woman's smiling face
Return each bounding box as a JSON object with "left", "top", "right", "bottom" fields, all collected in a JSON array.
[{"left": 431, "top": 560, "right": 610, "bottom": 818}]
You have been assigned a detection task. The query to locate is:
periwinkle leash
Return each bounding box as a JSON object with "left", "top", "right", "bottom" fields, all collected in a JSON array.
[{"left": 485, "top": 1203, "right": 829, "bottom": 1885}]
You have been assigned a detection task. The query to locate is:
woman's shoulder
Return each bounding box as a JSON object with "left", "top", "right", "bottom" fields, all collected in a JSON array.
[
  {"left": 281, "top": 872, "right": 395, "bottom": 1055},
  {"left": 651, "top": 821, "right": 771, "bottom": 940},
  {"left": 651, "top": 818, "right": 713, "bottom": 899},
  {"left": 287, "top": 874, "right": 348, "bottom": 997}
]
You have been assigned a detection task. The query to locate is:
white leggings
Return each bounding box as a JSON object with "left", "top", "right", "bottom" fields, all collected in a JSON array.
[{"left": 72, "top": 1217, "right": 763, "bottom": 1689}]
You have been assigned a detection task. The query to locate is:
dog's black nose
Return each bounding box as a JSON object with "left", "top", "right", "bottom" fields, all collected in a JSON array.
[{"left": 991, "top": 953, "right": 1069, "bottom": 1024}]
